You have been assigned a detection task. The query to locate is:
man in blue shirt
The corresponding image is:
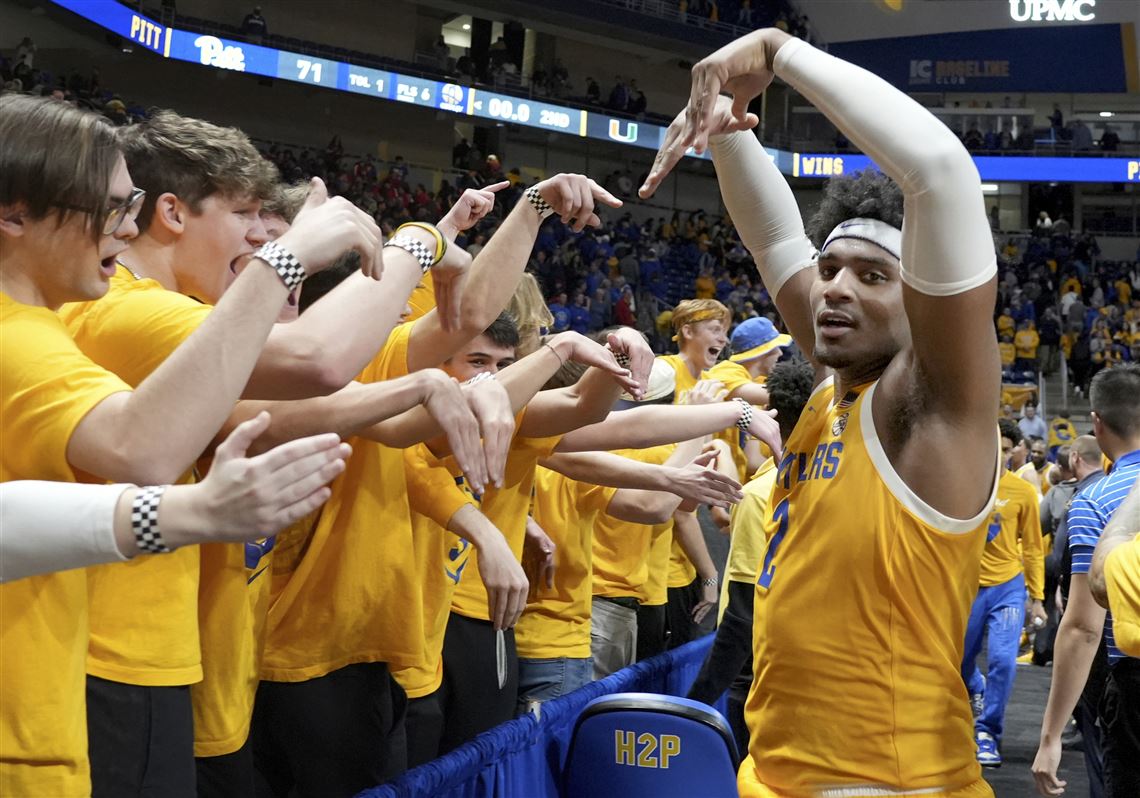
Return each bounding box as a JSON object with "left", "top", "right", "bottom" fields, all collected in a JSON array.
[{"left": 1034, "top": 364, "right": 1140, "bottom": 797}]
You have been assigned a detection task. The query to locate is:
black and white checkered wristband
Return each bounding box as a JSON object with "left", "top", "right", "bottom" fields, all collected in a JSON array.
[
  {"left": 253, "top": 241, "right": 307, "bottom": 291},
  {"left": 524, "top": 187, "right": 555, "bottom": 219},
  {"left": 385, "top": 234, "right": 435, "bottom": 273},
  {"left": 612, "top": 351, "right": 631, "bottom": 370},
  {"left": 733, "top": 397, "right": 754, "bottom": 433},
  {"left": 132, "top": 486, "right": 171, "bottom": 554}
]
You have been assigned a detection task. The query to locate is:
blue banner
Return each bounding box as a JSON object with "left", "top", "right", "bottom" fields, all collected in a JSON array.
[
  {"left": 793, "top": 152, "right": 1140, "bottom": 184},
  {"left": 829, "top": 24, "right": 1133, "bottom": 93}
]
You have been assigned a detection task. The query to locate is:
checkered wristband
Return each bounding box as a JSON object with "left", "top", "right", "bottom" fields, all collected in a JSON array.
[
  {"left": 612, "top": 351, "right": 631, "bottom": 370},
  {"left": 132, "top": 486, "right": 171, "bottom": 554},
  {"left": 733, "top": 397, "right": 754, "bottom": 433},
  {"left": 524, "top": 187, "right": 555, "bottom": 219},
  {"left": 253, "top": 241, "right": 306, "bottom": 291},
  {"left": 385, "top": 234, "right": 435, "bottom": 273}
]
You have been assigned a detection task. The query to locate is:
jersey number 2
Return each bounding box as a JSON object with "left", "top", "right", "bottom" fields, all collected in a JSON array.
[{"left": 757, "top": 499, "right": 790, "bottom": 590}]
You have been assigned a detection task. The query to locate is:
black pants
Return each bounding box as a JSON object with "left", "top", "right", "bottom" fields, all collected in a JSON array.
[
  {"left": 251, "top": 661, "right": 407, "bottom": 798},
  {"left": 665, "top": 577, "right": 703, "bottom": 650},
  {"left": 404, "top": 689, "right": 445, "bottom": 769},
  {"left": 1102, "top": 658, "right": 1140, "bottom": 797},
  {"left": 195, "top": 737, "right": 256, "bottom": 798},
  {"left": 635, "top": 603, "right": 667, "bottom": 661},
  {"left": 87, "top": 676, "right": 196, "bottom": 798},
  {"left": 438, "top": 613, "right": 517, "bottom": 754},
  {"left": 686, "top": 579, "right": 754, "bottom": 755}
]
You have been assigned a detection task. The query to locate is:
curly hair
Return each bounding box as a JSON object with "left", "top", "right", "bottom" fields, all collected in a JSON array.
[
  {"left": 998, "top": 417, "right": 1023, "bottom": 448},
  {"left": 765, "top": 359, "right": 816, "bottom": 440},
  {"left": 119, "top": 109, "right": 279, "bottom": 233},
  {"left": 805, "top": 170, "right": 904, "bottom": 250}
]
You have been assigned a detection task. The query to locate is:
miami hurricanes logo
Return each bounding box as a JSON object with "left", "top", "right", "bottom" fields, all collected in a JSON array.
[{"left": 608, "top": 119, "right": 638, "bottom": 143}]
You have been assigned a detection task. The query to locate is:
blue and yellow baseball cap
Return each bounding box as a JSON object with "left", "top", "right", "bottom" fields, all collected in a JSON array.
[{"left": 729, "top": 317, "right": 791, "bottom": 362}]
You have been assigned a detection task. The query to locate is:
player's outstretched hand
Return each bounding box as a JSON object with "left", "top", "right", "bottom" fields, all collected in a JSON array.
[
  {"left": 188, "top": 412, "right": 350, "bottom": 543},
  {"left": 438, "top": 181, "right": 509, "bottom": 239},
  {"left": 534, "top": 173, "right": 622, "bottom": 233},
  {"left": 277, "top": 177, "right": 385, "bottom": 279}
]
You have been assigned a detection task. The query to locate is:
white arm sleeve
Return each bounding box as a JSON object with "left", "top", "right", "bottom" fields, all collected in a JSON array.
[
  {"left": 708, "top": 130, "right": 816, "bottom": 298},
  {"left": 0, "top": 481, "right": 131, "bottom": 583},
  {"left": 773, "top": 37, "right": 996, "bottom": 296}
]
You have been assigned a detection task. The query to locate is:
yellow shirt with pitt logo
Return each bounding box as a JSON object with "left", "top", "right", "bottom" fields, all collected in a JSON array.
[
  {"left": 261, "top": 323, "right": 426, "bottom": 680},
  {"left": 739, "top": 378, "right": 996, "bottom": 798},
  {"left": 392, "top": 444, "right": 478, "bottom": 699},
  {"left": 59, "top": 267, "right": 213, "bottom": 686},
  {"left": 0, "top": 293, "right": 133, "bottom": 797},
  {"left": 515, "top": 467, "right": 615, "bottom": 659},
  {"left": 981, "top": 471, "right": 1046, "bottom": 600}
]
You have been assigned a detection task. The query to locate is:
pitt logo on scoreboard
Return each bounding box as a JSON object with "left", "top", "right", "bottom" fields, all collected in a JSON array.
[
  {"left": 614, "top": 730, "right": 681, "bottom": 768},
  {"left": 129, "top": 14, "right": 170, "bottom": 56},
  {"left": 194, "top": 35, "right": 247, "bottom": 72},
  {"left": 793, "top": 153, "right": 845, "bottom": 178}
]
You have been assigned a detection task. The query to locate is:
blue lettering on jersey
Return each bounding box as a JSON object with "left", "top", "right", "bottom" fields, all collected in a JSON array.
[
  {"left": 245, "top": 536, "right": 276, "bottom": 583},
  {"left": 758, "top": 499, "right": 790, "bottom": 590},
  {"left": 778, "top": 442, "right": 844, "bottom": 489},
  {"left": 445, "top": 538, "right": 471, "bottom": 584}
]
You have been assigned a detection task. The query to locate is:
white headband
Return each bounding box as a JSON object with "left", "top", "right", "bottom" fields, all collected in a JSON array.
[{"left": 821, "top": 217, "right": 902, "bottom": 261}]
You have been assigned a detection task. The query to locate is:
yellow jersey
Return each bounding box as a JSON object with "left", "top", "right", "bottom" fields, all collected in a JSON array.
[
  {"left": 980, "top": 470, "right": 1045, "bottom": 600},
  {"left": 1015, "top": 461, "right": 1057, "bottom": 497},
  {"left": 998, "top": 341, "right": 1016, "bottom": 367},
  {"left": 515, "top": 467, "right": 615, "bottom": 659},
  {"left": 1105, "top": 535, "right": 1140, "bottom": 658},
  {"left": 718, "top": 459, "right": 776, "bottom": 623},
  {"left": 1014, "top": 328, "right": 1039, "bottom": 359},
  {"left": 392, "top": 444, "right": 477, "bottom": 698},
  {"left": 261, "top": 323, "right": 425, "bottom": 680},
  {"left": 449, "top": 433, "right": 563, "bottom": 621},
  {"left": 0, "top": 292, "right": 132, "bottom": 796},
  {"left": 59, "top": 267, "right": 211, "bottom": 686},
  {"left": 641, "top": 523, "right": 675, "bottom": 606},
  {"left": 740, "top": 379, "right": 997, "bottom": 797},
  {"left": 591, "top": 446, "right": 675, "bottom": 602}
]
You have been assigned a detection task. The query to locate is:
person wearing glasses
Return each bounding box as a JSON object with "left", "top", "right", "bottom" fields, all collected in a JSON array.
[{"left": 0, "top": 94, "right": 375, "bottom": 797}]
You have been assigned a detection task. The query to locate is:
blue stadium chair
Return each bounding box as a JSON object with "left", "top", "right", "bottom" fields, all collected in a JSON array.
[{"left": 563, "top": 693, "right": 739, "bottom": 798}]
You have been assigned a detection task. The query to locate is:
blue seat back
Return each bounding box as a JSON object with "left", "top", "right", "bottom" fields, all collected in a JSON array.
[{"left": 563, "top": 693, "right": 739, "bottom": 798}]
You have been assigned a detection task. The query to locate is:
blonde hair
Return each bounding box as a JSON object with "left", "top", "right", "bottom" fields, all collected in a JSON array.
[
  {"left": 262, "top": 181, "right": 311, "bottom": 223},
  {"left": 508, "top": 273, "right": 554, "bottom": 357},
  {"left": 671, "top": 298, "right": 730, "bottom": 341},
  {"left": 118, "top": 109, "right": 279, "bottom": 232}
]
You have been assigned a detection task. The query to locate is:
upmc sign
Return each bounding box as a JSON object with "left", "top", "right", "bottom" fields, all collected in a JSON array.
[{"left": 1009, "top": 0, "right": 1096, "bottom": 23}]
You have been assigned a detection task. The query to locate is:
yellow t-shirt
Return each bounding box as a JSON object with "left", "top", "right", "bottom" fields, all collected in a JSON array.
[
  {"left": 591, "top": 446, "right": 675, "bottom": 602},
  {"left": 658, "top": 355, "right": 705, "bottom": 584},
  {"left": 998, "top": 341, "right": 1016, "bottom": 367},
  {"left": 1048, "top": 418, "right": 1077, "bottom": 449},
  {"left": 708, "top": 360, "right": 766, "bottom": 482},
  {"left": 1105, "top": 535, "right": 1140, "bottom": 658},
  {"left": 641, "top": 522, "right": 675, "bottom": 606},
  {"left": 59, "top": 267, "right": 212, "bottom": 685},
  {"left": 718, "top": 459, "right": 777, "bottom": 623},
  {"left": 261, "top": 323, "right": 425, "bottom": 680},
  {"left": 392, "top": 444, "right": 477, "bottom": 699},
  {"left": 406, "top": 278, "right": 435, "bottom": 323},
  {"left": 449, "top": 432, "right": 564, "bottom": 621},
  {"left": 996, "top": 314, "right": 1015, "bottom": 336},
  {"left": 980, "top": 470, "right": 1045, "bottom": 600},
  {"left": 740, "top": 379, "right": 992, "bottom": 796},
  {"left": 1014, "top": 328, "right": 1039, "bottom": 359},
  {"left": 0, "top": 292, "right": 132, "bottom": 797},
  {"left": 515, "top": 467, "right": 614, "bottom": 659}
]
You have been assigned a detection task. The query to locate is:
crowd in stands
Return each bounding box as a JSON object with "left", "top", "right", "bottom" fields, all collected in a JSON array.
[{"left": 992, "top": 222, "right": 1140, "bottom": 395}]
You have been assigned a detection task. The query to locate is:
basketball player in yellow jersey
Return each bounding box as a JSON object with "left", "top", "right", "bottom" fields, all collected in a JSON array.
[
  {"left": 642, "top": 27, "right": 1001, "bottom": 797},
  {"left": 961, "top": 418, "right": 1046, "bottom": 768}
]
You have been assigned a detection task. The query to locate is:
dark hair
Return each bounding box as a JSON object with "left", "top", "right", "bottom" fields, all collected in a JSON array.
[
  {"left": 805, "top": 170, "right": 904, "bottom": 249},
  {"left": 483, "top": 312, "right": 521, "bottom": 350},
  {"left": 299, "top": 250, "right": 358, "bottom": 313},
  {"left": 998, "top": 418, "right": 1023, "bottom": 447},
  {"left": 1089, "top": 363, "right": 1140, "bottom": 438},
  {"left": 0, "top": 94, "right": 120, "bottom": 241},
  {"left": 119, "top": 109, "right": 278, "bottom": 232},
  {"left": 765, "top": 360, "right": 816, "bottom": 440}
]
